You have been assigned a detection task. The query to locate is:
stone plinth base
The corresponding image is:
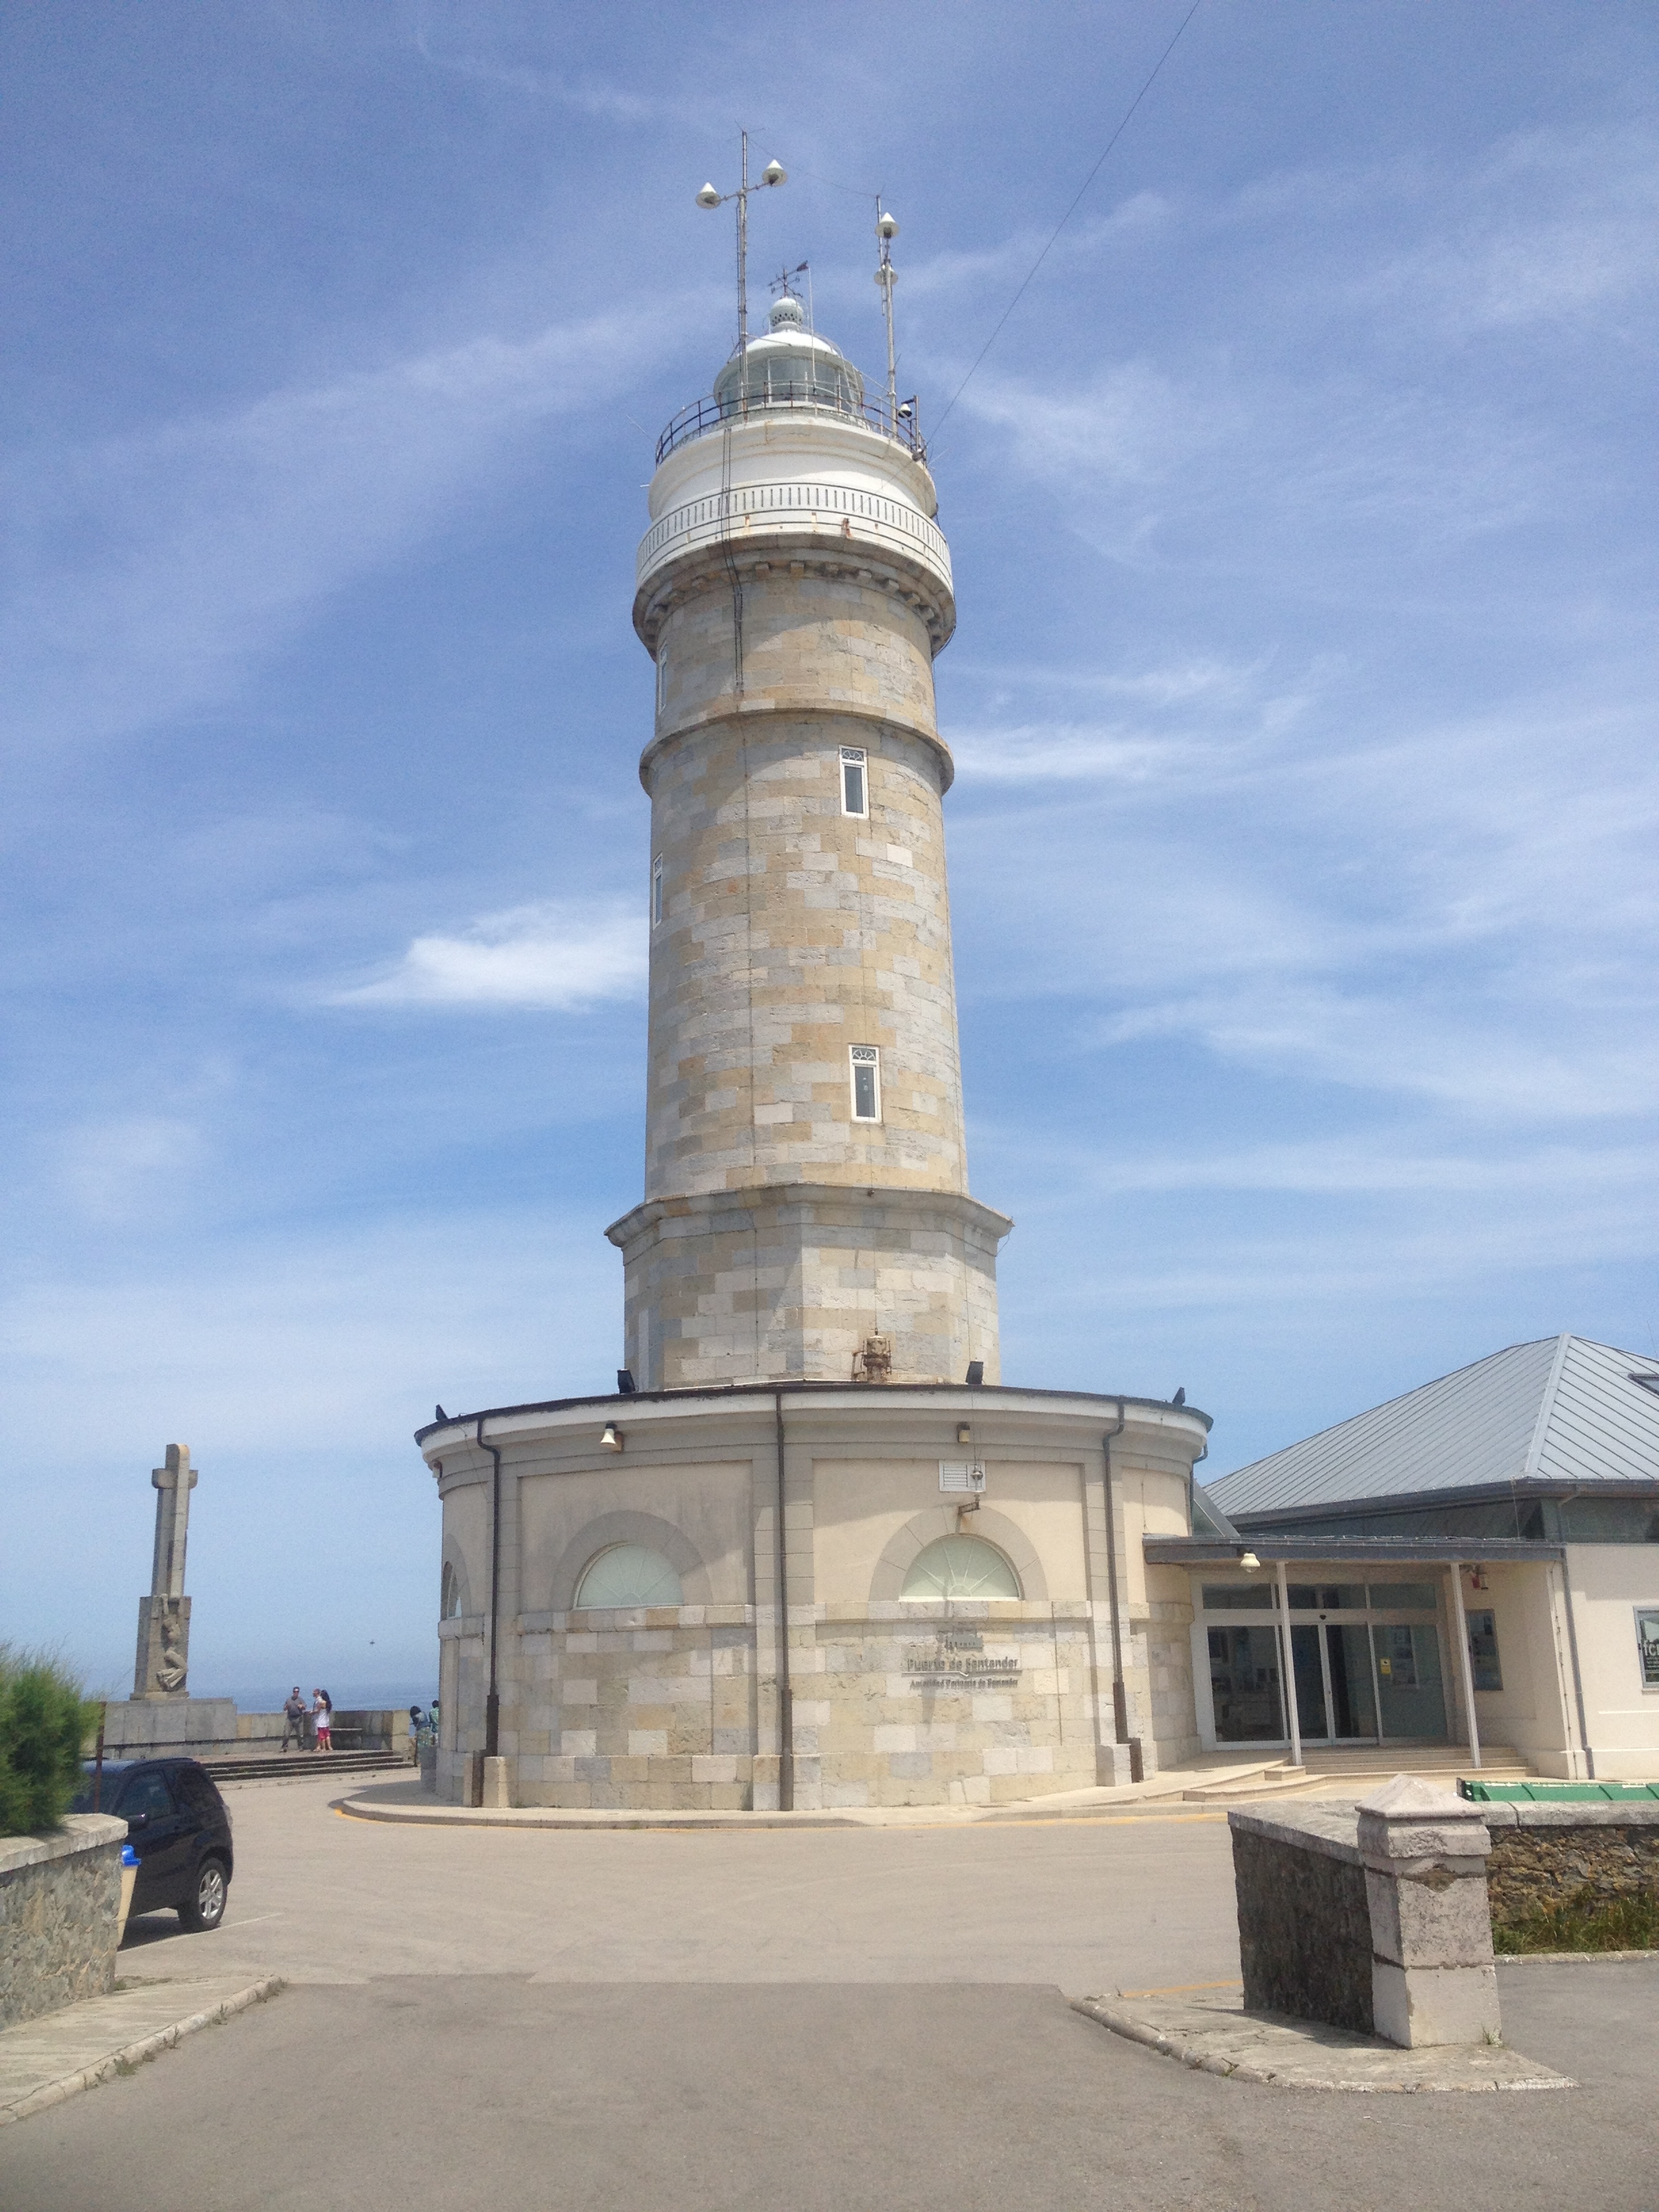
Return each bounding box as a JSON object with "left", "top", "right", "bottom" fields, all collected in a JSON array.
[
  {"left": 100, "top": 1698, "right": 239, "bottom": 1757},
  {"left": 607, "top": 1183, "right": 1010, "bottom": 1391}
]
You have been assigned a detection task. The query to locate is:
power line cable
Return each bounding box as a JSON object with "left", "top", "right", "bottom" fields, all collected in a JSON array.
[{"left": 931, "top": 0, "right": 1206, "bottom": 441}]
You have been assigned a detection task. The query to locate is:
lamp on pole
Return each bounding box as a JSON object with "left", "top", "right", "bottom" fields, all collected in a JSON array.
[
  {"left": 695, "top": 132, "right": 787, "bottom": 359},
  {"left": 874, "top": 206, "right": 900, "bottom": 427}
]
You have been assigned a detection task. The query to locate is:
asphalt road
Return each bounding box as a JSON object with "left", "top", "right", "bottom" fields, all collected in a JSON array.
[{"left": 3, "top": 1774, "right": 1656, "bottom": 2211}]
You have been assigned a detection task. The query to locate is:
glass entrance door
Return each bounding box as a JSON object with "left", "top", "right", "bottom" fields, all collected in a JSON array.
[
  {"left": 1200, "top": 1580, "right": 1450, "bottom": 1749},
  {"left": 1372, "top": 1622, "right": 1447, "bottom": 1740},
  {"left": 1289, "top": 1624, "right": 1378, "bottom": 1743}
]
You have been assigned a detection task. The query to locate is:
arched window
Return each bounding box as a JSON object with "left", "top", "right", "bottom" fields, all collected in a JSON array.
[
  {"left": 440, "top": 1561, "right": 464, "bottom": 1620},
  {"left": 573, "top": 1543, "right": 684, "bottom": 1611},
  {"left": 900, "top": 1535, "right": 1021, "bottom": 1602}
]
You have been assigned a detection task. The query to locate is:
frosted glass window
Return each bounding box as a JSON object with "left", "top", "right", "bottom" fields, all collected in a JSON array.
[
  {"left": 901, "top": 1536, "right": 1021, "bottom": 1601},
  {"left": 850, "top": 1045, "right": 881, "bottom": 1122},
  {"left": 573, "top": 1544, "right": 683, "bottom": 1610},
  {"left": 840, "top": 747, "right": 867, "bottom": 817}
]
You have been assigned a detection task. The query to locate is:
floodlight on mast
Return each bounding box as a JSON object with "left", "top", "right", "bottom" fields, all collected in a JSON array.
[
  {"left": 874, "top": 205, "right": 901, "bottom": 427},
  {"left": 693, "top": 132, "right": 787, "bottom": 358}
]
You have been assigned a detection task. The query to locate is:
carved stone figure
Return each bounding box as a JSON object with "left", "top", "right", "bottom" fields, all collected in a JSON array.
[{"left": 132, "top": 1444, "right": 197, "bottom": 1700}]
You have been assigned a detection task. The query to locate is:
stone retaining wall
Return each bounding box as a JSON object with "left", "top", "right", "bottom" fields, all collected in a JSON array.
[
  {"left": 0, "top": 1816, "right": 127, "bottom": 2030},
  {"left": 1483, "top": 1802, "right": 1659, "bottom": 1927},
  {"left": 1231, "top": 1822, "right": 1372, "bottom": 2032}
]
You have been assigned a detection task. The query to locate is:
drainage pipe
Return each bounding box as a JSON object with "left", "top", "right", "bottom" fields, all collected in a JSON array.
[
  {"left": 477, "top": 1414, "right": 504, "bottom": 1760},
  {"left": 773, "top": 1388, "right": 793, "bottom": 1811},
  {"left": 1557, "top": 1554, "right": 1596, "bottom": 1781},
  {"left": 1448, "top": 1563, "right": 1482, "bottom": 1771},
  {"left": 1101, "top": 1403, "right": 1143, "bottom": 1783}
]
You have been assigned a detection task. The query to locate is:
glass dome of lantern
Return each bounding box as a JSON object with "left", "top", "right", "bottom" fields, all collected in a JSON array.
[{"left": 712, "top": 292, "right": 865, "bottom": 418}]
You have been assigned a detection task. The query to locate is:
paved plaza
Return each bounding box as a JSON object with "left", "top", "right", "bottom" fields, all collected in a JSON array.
[{"left": 2, "top": 1772, "right": 1656, "bottom": 2210}]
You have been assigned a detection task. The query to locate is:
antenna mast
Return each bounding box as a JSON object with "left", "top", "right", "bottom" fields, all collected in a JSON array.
[
  {"left": 875, "top": 204, "right": 900, "bottom": 429},
  {"left": 737, "top": 131, "right": 749, "bottom": 358},
  {"left": 695, "top": 138, "right": 787, "bottom": 365}
]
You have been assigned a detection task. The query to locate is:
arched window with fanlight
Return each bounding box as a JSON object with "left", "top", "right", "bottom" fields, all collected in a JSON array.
[
  {"left": 573, "top": 1542, "right": 684, "bottom": 1612},
  {"left": 899, "top": 1535, "right": 1021, "bottom": 1602},
  {"left": 440, "top": 1560, "right": 465, "bottom": 1620}
]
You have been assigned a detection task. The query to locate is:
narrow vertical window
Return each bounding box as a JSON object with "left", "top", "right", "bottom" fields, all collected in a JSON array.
[
  {"left": 840, "top": 746, "right": 867, "bottom": 818},
  {"left": 850, "top": 1044, "right": 881, "bottom": 1122},
  {"left": 651, "top": 854, "right": 664, "bottom": 928},
  {"left": 655, "top": 651, "right": 668, "bottom": 714}
]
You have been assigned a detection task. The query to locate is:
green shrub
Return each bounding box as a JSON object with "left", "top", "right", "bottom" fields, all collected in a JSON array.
[
  {"left": 1494, "top": 1883, "right": 1659, "bottom": 1954},
  {"left": 0, "top": 1647, "right": 102, "bottom": 1837}
]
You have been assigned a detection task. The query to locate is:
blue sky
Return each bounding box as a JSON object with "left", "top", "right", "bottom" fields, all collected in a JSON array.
[{"left": 5, "top": 2, "right": 1656, "bottom": 1700}]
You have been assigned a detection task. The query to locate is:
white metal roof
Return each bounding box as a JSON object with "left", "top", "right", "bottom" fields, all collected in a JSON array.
[{"left": 1205, "top": 1334, "right": 1659, "bottom": 1518}]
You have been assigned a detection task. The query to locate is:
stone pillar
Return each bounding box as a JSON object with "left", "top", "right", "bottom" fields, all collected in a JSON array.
[
  {"left": 132, "top": 1444, "right": 197, "bottom": 1700},
  {"left": 1357, "top": 1774, "right": 1499, "bottom": 2049}
]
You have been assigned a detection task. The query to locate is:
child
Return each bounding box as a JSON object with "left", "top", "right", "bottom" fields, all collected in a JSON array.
[{"left": 312, "top": 1688, "right": 333, "bottom": 1752}]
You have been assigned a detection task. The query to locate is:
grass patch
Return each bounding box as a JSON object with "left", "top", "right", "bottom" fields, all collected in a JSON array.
[{"left": 1494, "top": 1884, "right": 1659, "bottom": 1954}]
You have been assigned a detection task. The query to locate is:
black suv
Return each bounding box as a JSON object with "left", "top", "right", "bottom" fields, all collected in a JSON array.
[{"left": 73, "top": 1757, "right": 234, "bottom": 1931}]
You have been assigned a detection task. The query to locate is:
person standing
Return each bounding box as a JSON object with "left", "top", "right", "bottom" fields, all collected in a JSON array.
[
  {"left": 281, "top": 1686, "right": 308, "bottom": 1753},
  {"left": 312, "top": 1688, "right": 333, "bottom": 1753}
]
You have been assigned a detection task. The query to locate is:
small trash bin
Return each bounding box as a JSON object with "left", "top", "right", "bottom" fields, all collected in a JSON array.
[{"left": 116, "top": 1843, "right": 139, "bottom": 1946}]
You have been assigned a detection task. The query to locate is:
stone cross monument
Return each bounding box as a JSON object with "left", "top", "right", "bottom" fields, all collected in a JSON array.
[
  {"left": 607, "top": 287, "right": 1011, "bottom": 1389},
  {"left": 132, "top": 1443, "right": 197, "bottom": 1700}
]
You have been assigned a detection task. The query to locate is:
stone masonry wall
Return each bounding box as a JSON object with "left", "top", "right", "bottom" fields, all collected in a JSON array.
[
  {"left": 0, "top": 1817, "right": 127, "bottom": 2030},
  {"left": 501, "top": 1605, "right": 756, "bottom": 1811},
  {"left": 641, "top": 708, "right": 966, "bottom": 1203},
  {"left": 610, "top": 1184, "right": 1006, "bottom": 1389},
  {"left": 796, "top": 1604, "right": 1099, "bottom": 1811},
  {"left": 1231, "top": 1824, "right": 1376, "bottom": 2034},
  {"left": 1486, "top": 1818, "right": 1659, "bottom": 1926},
  {"left": 651, "top": 561, "right": 944, "bottom": 750},
  {"left": 1145, "top": 1592, "right": 1201, "bottom": 1769}
]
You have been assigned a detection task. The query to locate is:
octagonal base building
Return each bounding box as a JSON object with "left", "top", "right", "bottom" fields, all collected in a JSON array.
[{"left": 418, "top": 293, "right": 1212, "bottom": 1811}]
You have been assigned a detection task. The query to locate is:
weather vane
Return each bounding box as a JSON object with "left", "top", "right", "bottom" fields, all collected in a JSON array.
[{"left": 695, "top": 132, "right": 786, "bottom": 357}]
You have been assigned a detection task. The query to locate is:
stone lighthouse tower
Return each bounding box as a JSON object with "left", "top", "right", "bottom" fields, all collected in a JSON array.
[
  {"left": 606, "top": 285, "right": 1010, "bottom": 1392},
  {"left": 416, "top": 186, "right": 1212, "bottom": 1818}
]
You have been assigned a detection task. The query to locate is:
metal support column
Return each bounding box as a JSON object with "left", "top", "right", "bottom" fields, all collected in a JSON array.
[{"left": 1275, "top": 1559, "right": 1303, "bottom": 1768}]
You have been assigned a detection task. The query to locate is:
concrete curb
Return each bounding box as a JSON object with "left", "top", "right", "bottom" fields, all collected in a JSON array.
[
  {"left": 0, "top": 1978, "right": 284, "bottom": 2129},
  {"left": 1496, "top": 1949, "right": 1658, "bottom": 1964},
  {"left": 1070, "top": 1994, "right": 1574, "bottom": 2094},
  {"left": 335, "top": 1791, "right": 1230, "bottom": 1832}
]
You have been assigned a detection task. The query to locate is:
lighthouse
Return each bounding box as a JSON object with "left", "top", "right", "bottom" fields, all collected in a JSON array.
[
  {"left": 607, "top": 279, "right": 1010, "bottom": 1393},
  {"left": 417, "top": 178, "right": 1211, "bottom": 1817}
]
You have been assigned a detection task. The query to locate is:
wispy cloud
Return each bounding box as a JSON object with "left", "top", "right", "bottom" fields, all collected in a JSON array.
[
  {"left": 2, "top": 302, "right": 670, "bottom": 760},
  {"left": 325, "top": 899, "right": 647, "bottom": 1010},
  {"left": 57, "top": 1115, "right": 207, "bottom": 1229}
]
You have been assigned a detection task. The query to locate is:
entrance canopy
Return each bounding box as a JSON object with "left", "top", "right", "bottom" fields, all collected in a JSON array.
[{"left": 1147, "top": 1534, "right": 1563, "bottom": 1768}]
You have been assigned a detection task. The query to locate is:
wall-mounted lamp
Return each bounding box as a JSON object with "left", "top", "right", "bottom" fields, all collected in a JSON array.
[
  {"left": 1238, "top": 1551, "right": 1261, "bottom": 1573},
  {"left": 600, "top": 1424, "right": 623, "bottom": 1452},
  {"left": 956, "top": 1423, "right": 972, "bottom": 1446}
]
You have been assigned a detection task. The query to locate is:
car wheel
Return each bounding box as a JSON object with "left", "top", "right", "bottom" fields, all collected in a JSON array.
[{"left": 178, "top": 1858, "right": 228, "bottom": 1931}]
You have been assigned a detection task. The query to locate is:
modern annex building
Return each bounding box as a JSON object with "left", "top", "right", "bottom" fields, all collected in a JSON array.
[
  {"left": 417, "top": 253, "right": 1211, "bottom": 1811},
  {"left": 1186, "top": 1336, "right": 1659, "bottom": 1781}
]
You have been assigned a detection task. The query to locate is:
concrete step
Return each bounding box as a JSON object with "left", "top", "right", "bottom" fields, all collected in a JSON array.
[{"left": 195, "top": 1750, "right": 409, "bottom": 1782}]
